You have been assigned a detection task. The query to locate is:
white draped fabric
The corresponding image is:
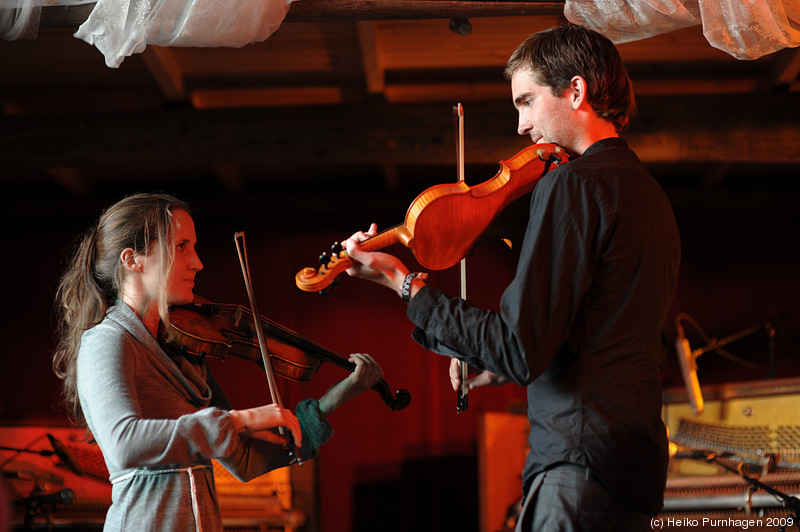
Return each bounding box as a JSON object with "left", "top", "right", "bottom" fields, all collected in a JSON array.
[
  {"left": 2, "top": 0, "right": 799, "bottom": 65},
  {"left": 2, "top": 0, "right": 292, "bottom": 67},
  {"left": 1, "top": 0, "right": 95, "bottom": 40},
  {"left": 73, "top": 0, "right": 293, "bottom": 67},
  {"left": 0, "top": 0, "right": 39, "bottom": 40},
  {"left": 565, "top": 0, "right": 800, "bottom": 60}
]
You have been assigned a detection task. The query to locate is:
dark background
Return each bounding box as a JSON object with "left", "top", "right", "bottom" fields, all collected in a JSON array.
[
  {"left": 2, "top": 170, "right": 798, "bottom": 531},
  {"left": 2, "top": 10, "right": 800, "bottom": 532}
]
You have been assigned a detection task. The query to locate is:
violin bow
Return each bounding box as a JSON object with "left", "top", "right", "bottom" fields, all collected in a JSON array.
[
  {"left": 454, "top": 103, "right": 469, "bottom": 414},
  {"left": 234, "top": 231, "right": 301, "bottom": 465}
]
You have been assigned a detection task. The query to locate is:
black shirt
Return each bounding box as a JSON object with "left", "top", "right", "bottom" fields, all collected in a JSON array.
[{"left": 407, "top": 137, "right": 680, "bottom": 515}]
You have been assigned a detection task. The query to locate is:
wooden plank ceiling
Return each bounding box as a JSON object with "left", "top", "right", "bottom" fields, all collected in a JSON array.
[{"left": 1, "top": 1, "right": 799, "bottom": 228}]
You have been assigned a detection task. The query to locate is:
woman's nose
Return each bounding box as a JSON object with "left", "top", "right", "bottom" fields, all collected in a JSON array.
[{"left": 192, "top": 252, "right": 204, "bottom": 272}]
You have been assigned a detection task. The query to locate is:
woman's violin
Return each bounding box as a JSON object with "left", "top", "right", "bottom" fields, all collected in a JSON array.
[
  {"left": 163, "top": 299, "right": 412, "bottom": 411},
  {"left": 295, "top": 143, "right": 570, "bottom": 294}
]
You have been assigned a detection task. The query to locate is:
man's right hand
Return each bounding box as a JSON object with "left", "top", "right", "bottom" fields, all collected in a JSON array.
[{"left": 449, "top": 358, "right": 509, "bottom": 391}]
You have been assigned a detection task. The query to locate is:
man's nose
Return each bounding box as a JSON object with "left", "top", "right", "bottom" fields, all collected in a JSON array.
[{"left": 517, "top": 112, "right": 531, "bottom": 136}]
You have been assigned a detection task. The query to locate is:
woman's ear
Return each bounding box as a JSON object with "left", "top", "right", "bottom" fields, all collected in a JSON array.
[
  {"left": 569, "top": 75, "right": 588, "bottom": 110},
  {"left": 120, "top": 248, "right": 142, "bottom": 273}
]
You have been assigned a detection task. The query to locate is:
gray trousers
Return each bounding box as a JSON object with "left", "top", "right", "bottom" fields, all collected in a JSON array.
[{"left": 515, "top": 464, "right": 651, "bottom": 532}]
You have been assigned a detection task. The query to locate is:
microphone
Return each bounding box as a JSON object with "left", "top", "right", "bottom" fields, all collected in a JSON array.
[
  {"left": 671, "top": 449, "right": 733, "bottom": 460},
  {"left": 675, "top": 333, "right": 704, "bottom": 416},
  {"left": 47, "top": 434, "right": 85, "bottom": 476},
  {"left": 15, "top": 488, "right": 75, "bottom": 508}
]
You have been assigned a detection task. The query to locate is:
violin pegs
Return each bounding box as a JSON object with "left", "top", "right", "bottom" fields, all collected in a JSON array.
[
  {"left": 318, "top": 276, "right": 339, "bottom": 298},
  {"left": 331, "top": 241, "right": 343, "bottom": 256},
  {"left": 319, "top": 252, "right": 331, "bottom": 267}
]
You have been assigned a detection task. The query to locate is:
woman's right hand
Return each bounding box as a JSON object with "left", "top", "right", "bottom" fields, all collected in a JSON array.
[{"left": 229, "top": 404, "right": 302, "bottom": 448}]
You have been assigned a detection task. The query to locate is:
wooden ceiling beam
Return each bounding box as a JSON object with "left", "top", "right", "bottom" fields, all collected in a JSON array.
[
  {"left": 190, "top": 87, "right": 348, "bottom": 108},
  {"left": 286, "top": 0, "right": 565, "bottom": 21},
  {"left": 45, "top": 166, "right": 91, "bottom": 197},
  {"left": 757, "top": 47, "right": 800, "bottom": 90},
  {"left": 2, "top": 95, "right": 798, "bottom": 170},
  {"left": 39, "top": 1, "right": 565, "bottom": 29},
  {"left": 356, "top": 21, "right": 385, "bottom": 94},
  {"left": 141, "top": 46, "right": 187, "bottom": 102},
  {"left": 211, "top": 164, "right": 245, "bottom": 194}
]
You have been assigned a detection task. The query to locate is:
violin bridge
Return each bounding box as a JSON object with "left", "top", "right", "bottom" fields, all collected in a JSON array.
[{"left": 233, "top": 305, "right": 243, "bottom": 328}]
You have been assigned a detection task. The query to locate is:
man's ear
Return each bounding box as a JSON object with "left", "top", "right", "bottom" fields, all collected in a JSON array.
[
  {"left": 569, "top": 75, "right": 588, "bottom": 110},
  {"left": 120, "top": 248, "right": 142, "bottom": 273}
]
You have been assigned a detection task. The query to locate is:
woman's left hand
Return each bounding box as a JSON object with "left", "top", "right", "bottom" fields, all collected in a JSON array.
[
  {"left": 344, "top": 352, "right": 384, "bottom": 393},
  {"left": 318, "top": 353, "right": 384, "bottom": 418}
]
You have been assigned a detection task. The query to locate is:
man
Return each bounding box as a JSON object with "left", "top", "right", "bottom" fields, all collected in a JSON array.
[{"left": 344, "top": 23, "right": 680, "bottom": 530}]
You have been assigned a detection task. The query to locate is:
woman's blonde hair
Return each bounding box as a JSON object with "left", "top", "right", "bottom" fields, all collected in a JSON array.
[{"left": 53, "top": 192, "right": 190, "bottom": 424}]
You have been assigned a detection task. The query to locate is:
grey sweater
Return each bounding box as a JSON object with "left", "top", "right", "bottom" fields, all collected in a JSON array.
[{"left": 77, "top": 302, "right": 333, "bottom": 531}]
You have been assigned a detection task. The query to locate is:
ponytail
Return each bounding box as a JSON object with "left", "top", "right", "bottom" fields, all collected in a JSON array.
[
  {"left": 53, "top": 225, "right": 109, "bottom": 424},
  {"left": 52, "top": 193, "right": 189, "bottom": 425}
]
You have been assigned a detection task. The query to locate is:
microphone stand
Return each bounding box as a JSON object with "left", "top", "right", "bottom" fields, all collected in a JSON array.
[
  {"left": 0, "top": 446, "right": 59, "bottom": 460},
  {"left": 683, "top": 313, "right": 788, "bottom": 378},
  {"left": 2, "top": 444, "right": 75, "bottom": 531},
  {"left": 693, "top": 451, "right": 800, "bottom": 531},
  {"left": 690, "top": 322, "right": 764, "bottom": 360},
  {"left": 15, "top": 489, "right": 75, "bottom": 532}
]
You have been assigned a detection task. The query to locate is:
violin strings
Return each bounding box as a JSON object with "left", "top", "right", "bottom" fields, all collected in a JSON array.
[{"left": 209, "top": 302, "right": 356, "bottom": 371}]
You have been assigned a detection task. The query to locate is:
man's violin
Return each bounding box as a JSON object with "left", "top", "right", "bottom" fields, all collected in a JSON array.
[
  {"left": 163, "top": 300, "right": 412, "bottom": 411},
  {"left": 295, "top": 143, "right": 570, "bottom": 294}
]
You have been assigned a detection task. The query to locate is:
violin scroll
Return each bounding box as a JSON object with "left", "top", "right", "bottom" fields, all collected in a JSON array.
[
  {"left": 296, "top": 248, "right": 352, "bottom": 295},
  {"left": 374, "top": 384, "right": 412, "bottom": 411},
  {"left": 295, "top": 143, "right": 571, "bottom": 295}
]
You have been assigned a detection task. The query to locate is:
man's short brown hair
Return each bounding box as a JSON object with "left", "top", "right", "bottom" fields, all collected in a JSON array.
[{"left": 505, "top": 23, "right": 636, "bottom": 132}]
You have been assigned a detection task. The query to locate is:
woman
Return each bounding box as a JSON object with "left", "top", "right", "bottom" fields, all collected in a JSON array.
[{"left": 53, "top": 192, "right": 383, "bottom": 531}]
